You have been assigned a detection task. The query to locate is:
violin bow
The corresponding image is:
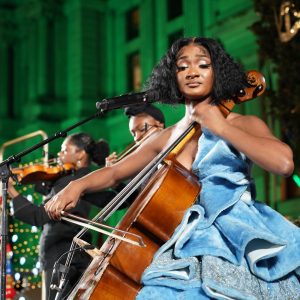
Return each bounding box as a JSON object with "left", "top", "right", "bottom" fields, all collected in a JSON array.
[{"left": 61, "top": 211, "right": 146, "bottom": 247}]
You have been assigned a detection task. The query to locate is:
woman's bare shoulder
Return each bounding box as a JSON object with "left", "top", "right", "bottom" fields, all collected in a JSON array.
[{"left": 228, "top": 113, "right": 274, "bottom": 137}]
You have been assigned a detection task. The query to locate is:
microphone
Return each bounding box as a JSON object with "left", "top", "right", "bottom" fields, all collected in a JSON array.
[{"left": 96, "top": 90, "right": 159, "bottom": 111}]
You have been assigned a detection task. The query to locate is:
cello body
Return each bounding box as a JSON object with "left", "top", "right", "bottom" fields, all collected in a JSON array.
[{"left": 68, "top": 159, "right": 201, "bottom": 299}]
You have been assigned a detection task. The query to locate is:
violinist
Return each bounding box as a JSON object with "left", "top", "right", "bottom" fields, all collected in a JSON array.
[
  {"left": 45, "top": 37, "right": 300, "bottom": 299},
  {"left": 105, "top": 104, "right": 166, "bottom": 209},
  {"left": 126, "top": 103, "right": 165, "bottom": 142},
  {"left": 105, "top": 103, "right": 165, "bottom": 166},
  {"left": 8, "top": 132, "right": 116, "bottom": 300}
]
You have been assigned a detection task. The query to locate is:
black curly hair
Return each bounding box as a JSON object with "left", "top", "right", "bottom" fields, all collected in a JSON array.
[
  {"left": 67, "top": 133, "right": 109, "bottom": 166},
  {"left": 143, "top": 37, "right": 249, "bottom": 105}
]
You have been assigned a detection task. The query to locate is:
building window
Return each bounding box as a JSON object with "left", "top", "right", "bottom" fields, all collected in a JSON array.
[
  {"left": 282, "top": 176, "right": 300, "bottom": 200},
  {"left": 167, "top": 0, "right": 183, "bottom": 21},
  {"left": 7, "top": 45, "right": 14, "bottom": 117},
  {"left": 126, "top": 7, "right": 139, "bottom": 41},
  {"left": 46, "top": 19, "right": 55, "bottom": 97},
  {"left": 127, "top": 52, "right": 141, "bottom": 91},
  {"left": 168, "top": 30, "right": 184, "bottom": 47}
]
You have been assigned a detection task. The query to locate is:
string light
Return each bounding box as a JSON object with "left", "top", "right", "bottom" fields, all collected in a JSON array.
[
  {"left": 9, "top": 183, "right": 43, "bottom": 291},
  {"left": 26, "top": 194, "right": 33, "bottom": 202},
  {"left": 32, "top": 268, "right": 39, "bottom": 276},
  {"left": 20, "top": 257, "right": 26, "bottom": 265},
  {"left": 12, "top": 234, "right": 18, "bottom": 242},
  {"left": 31, "top": 226, "right": 38, "bottom": 233}
]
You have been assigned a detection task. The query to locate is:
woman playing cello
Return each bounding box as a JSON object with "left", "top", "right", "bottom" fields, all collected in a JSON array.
[{"left": 45, "top": 37, "right": 300, "bottom": 299}]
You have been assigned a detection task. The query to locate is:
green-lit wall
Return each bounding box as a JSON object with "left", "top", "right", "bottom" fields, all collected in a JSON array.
[
  {"left": 1, "top": 0, "right": 298, "bottom": 211},
  {"left": 0, "top": 0, "right": 299, "bottom": 298}
]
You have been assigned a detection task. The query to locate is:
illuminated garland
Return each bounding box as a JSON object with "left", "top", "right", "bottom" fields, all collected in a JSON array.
[{"left": 8, "top": 185, "right": 42, "bottom": 293}]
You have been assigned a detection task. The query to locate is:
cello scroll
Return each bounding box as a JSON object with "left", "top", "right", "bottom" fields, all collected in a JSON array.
[{"left": 218, "top": 70, "right": 266, "bottom": 117}]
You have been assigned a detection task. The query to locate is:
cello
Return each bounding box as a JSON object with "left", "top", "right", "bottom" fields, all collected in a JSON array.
[{"left": 64, "top": 71, "right": 266, "bottom": 299}]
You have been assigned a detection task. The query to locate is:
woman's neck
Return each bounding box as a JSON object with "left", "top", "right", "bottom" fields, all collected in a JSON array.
[
  {"left": 183, "top": 99, "right": 198, "bottom": 124},
  {"left": 184, "top": 97, "right": 212, "bottom": 118}
]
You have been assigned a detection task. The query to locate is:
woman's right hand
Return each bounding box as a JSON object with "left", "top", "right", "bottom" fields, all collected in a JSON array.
[{"left": 44, "top": 180, "right": 83, "bottom": 220}]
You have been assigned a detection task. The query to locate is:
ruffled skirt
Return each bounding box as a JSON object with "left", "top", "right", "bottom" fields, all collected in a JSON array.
[{"left": 136, "top": 198, "right": 300, "bottom": 299}]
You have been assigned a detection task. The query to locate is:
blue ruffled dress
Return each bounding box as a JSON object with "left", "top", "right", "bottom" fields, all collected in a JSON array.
[{"left": 137, "top": 129, "right": 300, "bottom": 299}]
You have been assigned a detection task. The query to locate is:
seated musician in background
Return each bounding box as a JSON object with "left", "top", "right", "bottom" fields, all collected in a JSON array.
[
  {"left": 8, "top": 132, "right": 116, "bottom": 300},
  {"left": 105, "top": 103, "right": 166, "bottom": 208},
  {"left": 45, "top": 37, "right": 300, "bottom": 299},
  {"left": 106, "top": 103, "right": 165, "bottom": 166},
  {"left": 126, "top": 103, "right": 165, "bottom": 142}
]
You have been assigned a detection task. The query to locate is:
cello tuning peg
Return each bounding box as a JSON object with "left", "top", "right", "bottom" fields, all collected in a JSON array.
[{"left": 238, "top": 89, "right": 246, "bottom": 97}]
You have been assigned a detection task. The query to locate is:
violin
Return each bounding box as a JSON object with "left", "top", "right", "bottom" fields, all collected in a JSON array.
[{"left": 11, "top": 161, "right": 75, "bottom": 184}]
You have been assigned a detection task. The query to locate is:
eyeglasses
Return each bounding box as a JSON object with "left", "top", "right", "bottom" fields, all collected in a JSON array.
[{"left": 136, "top": 123, "right": 159, "bottom": 134}]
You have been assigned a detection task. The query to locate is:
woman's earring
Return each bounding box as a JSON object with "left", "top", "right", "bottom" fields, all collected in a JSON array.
[{"left": 77, "top": 160, "right": 81, "bottom": 167}]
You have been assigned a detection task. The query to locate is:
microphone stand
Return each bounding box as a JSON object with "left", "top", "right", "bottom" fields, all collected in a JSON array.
[{"left": 0, "top": 110, "right": 105, "bottom": 300}]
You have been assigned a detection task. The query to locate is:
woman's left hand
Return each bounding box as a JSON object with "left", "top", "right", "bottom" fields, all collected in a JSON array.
[{"left": 190, "top": 99, "right": 227, "bottom": 136}]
